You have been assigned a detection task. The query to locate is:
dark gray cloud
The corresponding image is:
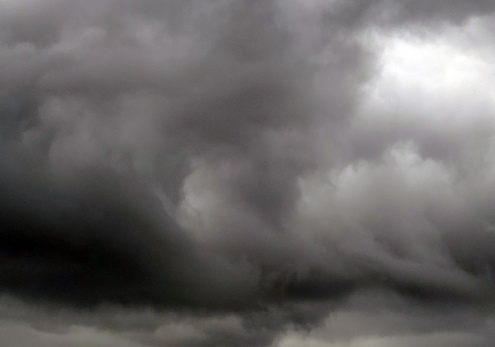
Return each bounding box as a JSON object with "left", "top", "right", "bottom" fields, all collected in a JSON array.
[{"left": 1, "top": 0, "right": 495, "bottom": 346}]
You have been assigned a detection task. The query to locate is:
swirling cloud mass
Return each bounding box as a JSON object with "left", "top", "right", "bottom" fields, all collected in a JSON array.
[{"left": 1, "top": 1, "right": 495, "bottom": 346}]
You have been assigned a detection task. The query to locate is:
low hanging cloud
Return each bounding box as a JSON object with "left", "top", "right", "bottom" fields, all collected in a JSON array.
[{"left": 1, "top": 0, "right": 495, "bottom": 346}]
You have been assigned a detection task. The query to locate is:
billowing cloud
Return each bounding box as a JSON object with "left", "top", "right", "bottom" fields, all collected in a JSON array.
[{"left": 1, "top": 0, "right": 495, "bottom": 346}]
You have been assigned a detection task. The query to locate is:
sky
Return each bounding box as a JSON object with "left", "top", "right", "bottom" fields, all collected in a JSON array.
[{"left": 1, "top": 0, "right": 495, "bottom": 346}]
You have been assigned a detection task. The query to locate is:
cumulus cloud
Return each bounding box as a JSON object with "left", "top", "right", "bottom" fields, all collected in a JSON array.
[{"left": 1, "top": 0, "right": 495, "bottom": 346}]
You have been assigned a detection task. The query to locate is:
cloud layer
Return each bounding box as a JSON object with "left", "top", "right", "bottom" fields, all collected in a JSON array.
[{"left": 1, "top": 0, "right": 495, "bottom": 346}]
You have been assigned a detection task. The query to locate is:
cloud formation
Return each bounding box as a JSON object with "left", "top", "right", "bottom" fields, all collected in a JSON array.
[{"left": 1, "top": 0, "right": 495, "bottom": 346}]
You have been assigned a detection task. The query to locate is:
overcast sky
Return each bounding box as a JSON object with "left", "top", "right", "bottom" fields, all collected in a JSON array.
[{"left": 1, "top": 0, "right": 495, "bottom": 346}]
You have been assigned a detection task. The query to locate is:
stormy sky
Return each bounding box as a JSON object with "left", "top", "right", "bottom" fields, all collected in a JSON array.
[{"left": 1, "top": 0, "right": 495, "bottom": 346}]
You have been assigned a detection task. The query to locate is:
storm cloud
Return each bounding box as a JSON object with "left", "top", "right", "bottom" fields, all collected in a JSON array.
[{"left": 1, "top": 0, "right": 495, "bottom": 346}]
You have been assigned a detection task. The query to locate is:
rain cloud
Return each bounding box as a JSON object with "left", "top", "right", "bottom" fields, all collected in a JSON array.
[{"left": 1, "top": 0, "right": 495, "bottom": 346}]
